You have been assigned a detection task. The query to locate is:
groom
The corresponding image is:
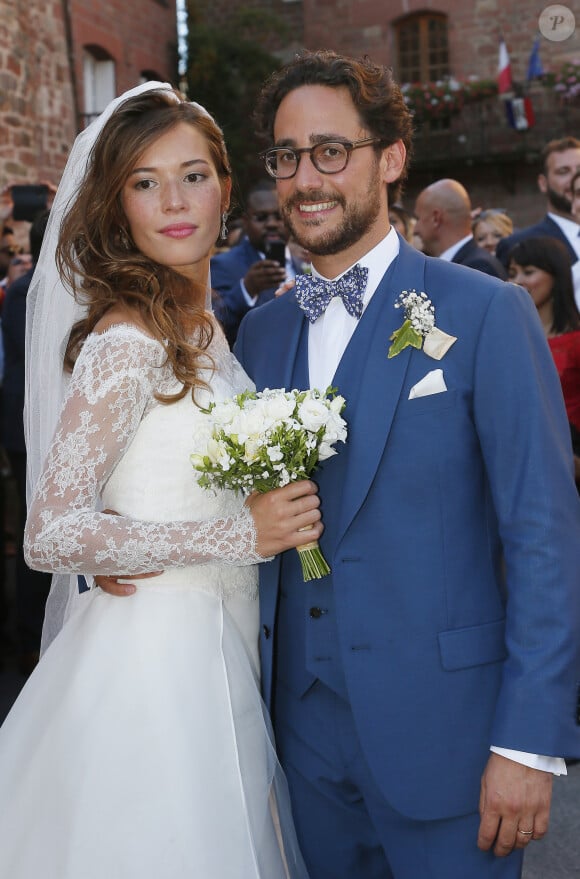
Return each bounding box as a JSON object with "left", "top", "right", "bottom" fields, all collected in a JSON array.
[
  {"left": 233, "top": 50, "right": 580, "bottom": 878},
  {"left": 98, "top": 51, "right": 580, "bottom": 878}
]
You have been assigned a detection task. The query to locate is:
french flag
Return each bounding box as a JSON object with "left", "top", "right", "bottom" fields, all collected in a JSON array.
[
  {"left": 498, "top": 36, "right": 513, "bottom": 95},
  {"left": 505, "top": 97, "right": 535, "bottom": 131}
]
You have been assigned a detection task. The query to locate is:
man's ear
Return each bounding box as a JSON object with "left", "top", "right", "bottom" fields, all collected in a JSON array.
[
  {"left": 537, "top": 173, "right": 548, "bottom": 196},
  {"left": 380, "top": 140, "right": 406, "bottom": 184},
  {"left": 432, "top": 208, "right": 444, "bottom": 229}
]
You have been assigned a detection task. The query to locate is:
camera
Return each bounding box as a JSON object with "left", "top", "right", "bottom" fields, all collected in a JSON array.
[
  {"left": 12, "top": 185, "right": 49, "bottom": 223},
  {"left": 264, "top": 239, "right": 286, "bottom": 268}
]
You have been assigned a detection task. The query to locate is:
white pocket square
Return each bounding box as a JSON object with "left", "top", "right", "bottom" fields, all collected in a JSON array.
[{"left": 408, "top": 368, "right": 447, "bottom": 399}]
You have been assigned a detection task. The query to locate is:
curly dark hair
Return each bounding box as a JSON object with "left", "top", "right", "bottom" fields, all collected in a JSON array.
[
  {"left": 254, "top": 49, "right": 414, "bottom": 191},
  {"left": 59, "top": 87, "right": 232, "bottom": 404},
  {"left": 508, "top": 236, "right": 580, "bottom": 334}
]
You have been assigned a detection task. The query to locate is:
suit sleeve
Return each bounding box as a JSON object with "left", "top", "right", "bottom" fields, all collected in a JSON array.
[{"left": 472, "top": 282, "right": 580, "bottom": 753}]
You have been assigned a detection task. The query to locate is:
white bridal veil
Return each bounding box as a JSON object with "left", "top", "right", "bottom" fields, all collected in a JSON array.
[{"left": 24, "top": 81, "right": 216, "bottom": 650}]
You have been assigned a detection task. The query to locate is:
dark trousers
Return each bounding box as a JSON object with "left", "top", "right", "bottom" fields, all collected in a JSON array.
[{"left": 274, "top": 679, "right": 524, "bottom": 879}]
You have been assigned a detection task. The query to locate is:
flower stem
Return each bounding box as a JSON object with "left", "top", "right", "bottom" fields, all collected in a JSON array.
[{"left": 296, "top": 542, "right": 331, "bottom": 581}]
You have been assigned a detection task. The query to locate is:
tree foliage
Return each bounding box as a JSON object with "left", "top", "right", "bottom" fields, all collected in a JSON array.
[{"left": 185, "top": 3, "right": 285, "bottom": 204}]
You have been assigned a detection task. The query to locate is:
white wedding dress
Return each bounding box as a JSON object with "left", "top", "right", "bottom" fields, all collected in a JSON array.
[{"left": 0, "top": 321, "right": 308, "bottom": 878}]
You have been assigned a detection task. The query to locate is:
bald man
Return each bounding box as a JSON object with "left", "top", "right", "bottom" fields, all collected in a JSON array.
[{"left": 414, "top": 179, "right": 507, "bottom": 280}]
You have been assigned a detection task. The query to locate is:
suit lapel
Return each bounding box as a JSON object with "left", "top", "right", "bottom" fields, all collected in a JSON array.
[
  {"left": 452, "top": 240, "right": 473, "bottom": 265},
  {"left": 332, "top": 241, "right": 428, "bottom": 544}
]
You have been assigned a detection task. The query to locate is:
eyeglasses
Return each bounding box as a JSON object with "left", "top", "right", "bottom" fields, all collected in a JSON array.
[
  {"left": 249, "top": 211, "right": 282, "bottom": 224},
  {"left": 261, "top": 137, "right": 381, "bottom": 180}
]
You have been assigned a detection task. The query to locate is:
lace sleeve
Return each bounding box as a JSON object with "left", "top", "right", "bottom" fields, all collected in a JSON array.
[{"left": 24, "top": 326, "right": 263, "bottom": 575}]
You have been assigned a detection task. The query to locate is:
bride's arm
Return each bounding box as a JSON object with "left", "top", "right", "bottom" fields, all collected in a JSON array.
[{"left": 25, "top": 328, "right": 317, "bottom": 575}]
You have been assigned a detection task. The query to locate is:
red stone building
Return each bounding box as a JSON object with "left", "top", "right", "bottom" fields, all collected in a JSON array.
[
  {"left": 0, "top": 0, "right": 178, "bottom": 193},
  {"left": 193, "top": 0, "right": 580, "bottom": 223}
]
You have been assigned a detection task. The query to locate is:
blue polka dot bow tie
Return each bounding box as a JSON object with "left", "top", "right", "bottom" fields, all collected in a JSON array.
[{"left": 294, "top": 263, "right": 369, "bottom": 323}]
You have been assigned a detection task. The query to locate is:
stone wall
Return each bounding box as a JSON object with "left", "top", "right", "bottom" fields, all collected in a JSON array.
[
  {"left": 0, "top": 0, "right": 76, "bottom": 188},
  {"left": 0, "top": 0, "right": 178, "bottom": 193}
]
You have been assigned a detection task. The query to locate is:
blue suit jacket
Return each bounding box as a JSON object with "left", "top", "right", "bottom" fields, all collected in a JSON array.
[
  {"left": 496, "top": 214, "right": 578, "bottom": 268},
  {"left": 235, "top": 238, "right": 580, "bottom": 820},
  {"left": 211, "top": 237, "right": 277, "bottom": 346}
]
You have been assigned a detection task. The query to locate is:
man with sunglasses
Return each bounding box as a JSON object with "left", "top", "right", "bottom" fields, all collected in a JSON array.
[
  {"left": 211, "top": 178, "right": 291, "bottom": 346},
  {"left": 234, "top": 49, "right": 580, "bottom": 879}
]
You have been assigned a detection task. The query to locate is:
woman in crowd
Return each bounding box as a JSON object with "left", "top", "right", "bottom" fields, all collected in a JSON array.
[
  {"left": 0, "top": 82, "right": 316, "bottom": 877},
  {"left": 473, "top": 209, "right": 513, "bottom": 256},
  {"left": 508, "top": 235, "right": 580, "bottom": 485}
]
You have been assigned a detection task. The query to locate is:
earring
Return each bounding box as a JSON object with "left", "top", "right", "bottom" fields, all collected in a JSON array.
[
  {"left": 118, "top": 227, "right": 131, "bottom": 250},
  {"left": 220, "top": 211, "right": 228, "bottom": 241}
]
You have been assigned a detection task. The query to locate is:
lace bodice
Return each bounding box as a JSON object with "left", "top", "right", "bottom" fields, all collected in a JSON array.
[{"left": 24, "top": 321, "right": 264, "bottom": 590}]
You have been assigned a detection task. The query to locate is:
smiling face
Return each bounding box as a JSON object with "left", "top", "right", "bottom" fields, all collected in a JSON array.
[
  {"left": 508, "top": 259, "right": 554, "bottom": 330},
  {"left": 121, "top": 122, "right": 230, "bottom": 284},
  {"left": 538, "top": 147, "right": 580, "bottom": 217},
  {"left": 272, "top": 84, "right": 404, "bottom": 276},
  {"left": 243, "top": 187, "right": 286, "bottom": 252},
  {"left": 473, "top": 219, "right": 503, "bottom": 254}
]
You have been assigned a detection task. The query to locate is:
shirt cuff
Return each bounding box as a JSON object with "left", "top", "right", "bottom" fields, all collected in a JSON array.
[
  {"left": 240, "top": 278, "right": 258, "bottom": 307},
  {"left": 490, "top": 746, "right": 567, "bottom": 776}
]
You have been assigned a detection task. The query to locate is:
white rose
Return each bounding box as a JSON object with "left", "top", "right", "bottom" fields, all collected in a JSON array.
[
  {"left": 322, "top": 411, "right": 347, "bottom": 444},
  {"left": 211, "top": 400, "right": 239, "bottom": 426},
  {"left": 298, "top": 397, "right": 331, "bottom": 432},
  {"left": 264, "top": 393, "right": 296, "bottom": 422},
  {"left": 234, "top": 408, "right": 268, "bottom": 440}
]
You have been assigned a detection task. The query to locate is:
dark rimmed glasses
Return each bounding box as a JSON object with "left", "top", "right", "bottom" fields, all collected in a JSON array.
[{"left": 261, "top": 137, "right": 381, "bottom": 180}]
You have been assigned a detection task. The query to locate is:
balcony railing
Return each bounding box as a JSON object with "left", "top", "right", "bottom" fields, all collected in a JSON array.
[{"left": 410, "top": 89, "right": 580, "bottom": 169}]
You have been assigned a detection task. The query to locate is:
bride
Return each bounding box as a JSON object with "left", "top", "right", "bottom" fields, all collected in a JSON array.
[{"left": 0, "top": 83, "right": 320, "bottom": 877}]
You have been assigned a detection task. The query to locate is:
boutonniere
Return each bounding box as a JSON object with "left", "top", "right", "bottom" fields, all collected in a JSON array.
[{"left": 388, "top": 290, "right": 457, "bottom": 360}]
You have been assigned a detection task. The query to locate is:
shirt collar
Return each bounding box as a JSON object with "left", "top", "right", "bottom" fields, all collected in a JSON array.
[
  {"left": 439, "top": 234, "right": 473, "bottom": 262},
  {"left": 547, "top": 212, "right": 580, "bottom": 241}
]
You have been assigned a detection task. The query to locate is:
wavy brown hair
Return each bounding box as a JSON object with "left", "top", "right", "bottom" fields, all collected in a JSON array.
[{"left": 59, "top": 87, "right": 231, "bottom": 403}]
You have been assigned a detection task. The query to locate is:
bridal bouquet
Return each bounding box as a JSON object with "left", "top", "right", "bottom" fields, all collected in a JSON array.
[{"left": 190, "top": 387, "right": 347, "bottom": 580}]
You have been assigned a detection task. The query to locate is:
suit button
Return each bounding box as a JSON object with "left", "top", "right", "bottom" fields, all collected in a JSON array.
[
  {"left": 309, "top": 607, "right": 323, "bottom": 619},
  {"left": 262, "top": 625, "right": 271, "bottom": 639}
]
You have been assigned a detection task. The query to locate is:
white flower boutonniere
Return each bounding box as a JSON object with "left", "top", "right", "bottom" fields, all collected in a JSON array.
[{"left": 388, "top": 290, "right": 457, "bottom": 360}]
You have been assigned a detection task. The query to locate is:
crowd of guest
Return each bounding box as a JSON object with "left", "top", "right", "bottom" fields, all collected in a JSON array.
[{"left": 1, "top": 131, "right": 580, "bottom": 680}]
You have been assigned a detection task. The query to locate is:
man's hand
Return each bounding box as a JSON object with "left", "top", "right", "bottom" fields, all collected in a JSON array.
[
  {"left": 478, "top": 752, "right": 552, "bottom": 856},
  {"left": 95, "top": 571, "right": 163, "bottom": 596},
  {"left": 94, "top": 508, "right": 162, "bottom": 595},
  {"left": 244, "top": 259, "right": 286, "bottom": 298}
]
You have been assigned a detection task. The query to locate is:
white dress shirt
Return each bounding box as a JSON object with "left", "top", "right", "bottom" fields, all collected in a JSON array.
[
  {"left": 438, "top": 234, "right": 473, "bottom": 263},
  {"left": 305, "top": 227, "right": 566, "bottom": 776},
  {"left": 308, "top": 228, "right": 399, "bottom": 392},
  {"left": 546, "top": 213, "right": 580, "bottom": 310}
]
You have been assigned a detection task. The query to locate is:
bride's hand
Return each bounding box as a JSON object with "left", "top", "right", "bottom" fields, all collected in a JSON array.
[{"left": 246, "top": 480, "right": 322, "bottom": 558}]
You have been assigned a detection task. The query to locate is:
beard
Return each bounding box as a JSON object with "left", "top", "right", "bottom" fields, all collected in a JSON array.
[
  {"left": 546, "top": 185, "right": 572, "bottom": 215},
  {"left": 280, "top": 171, "right": 383, "bottom": 256}
]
